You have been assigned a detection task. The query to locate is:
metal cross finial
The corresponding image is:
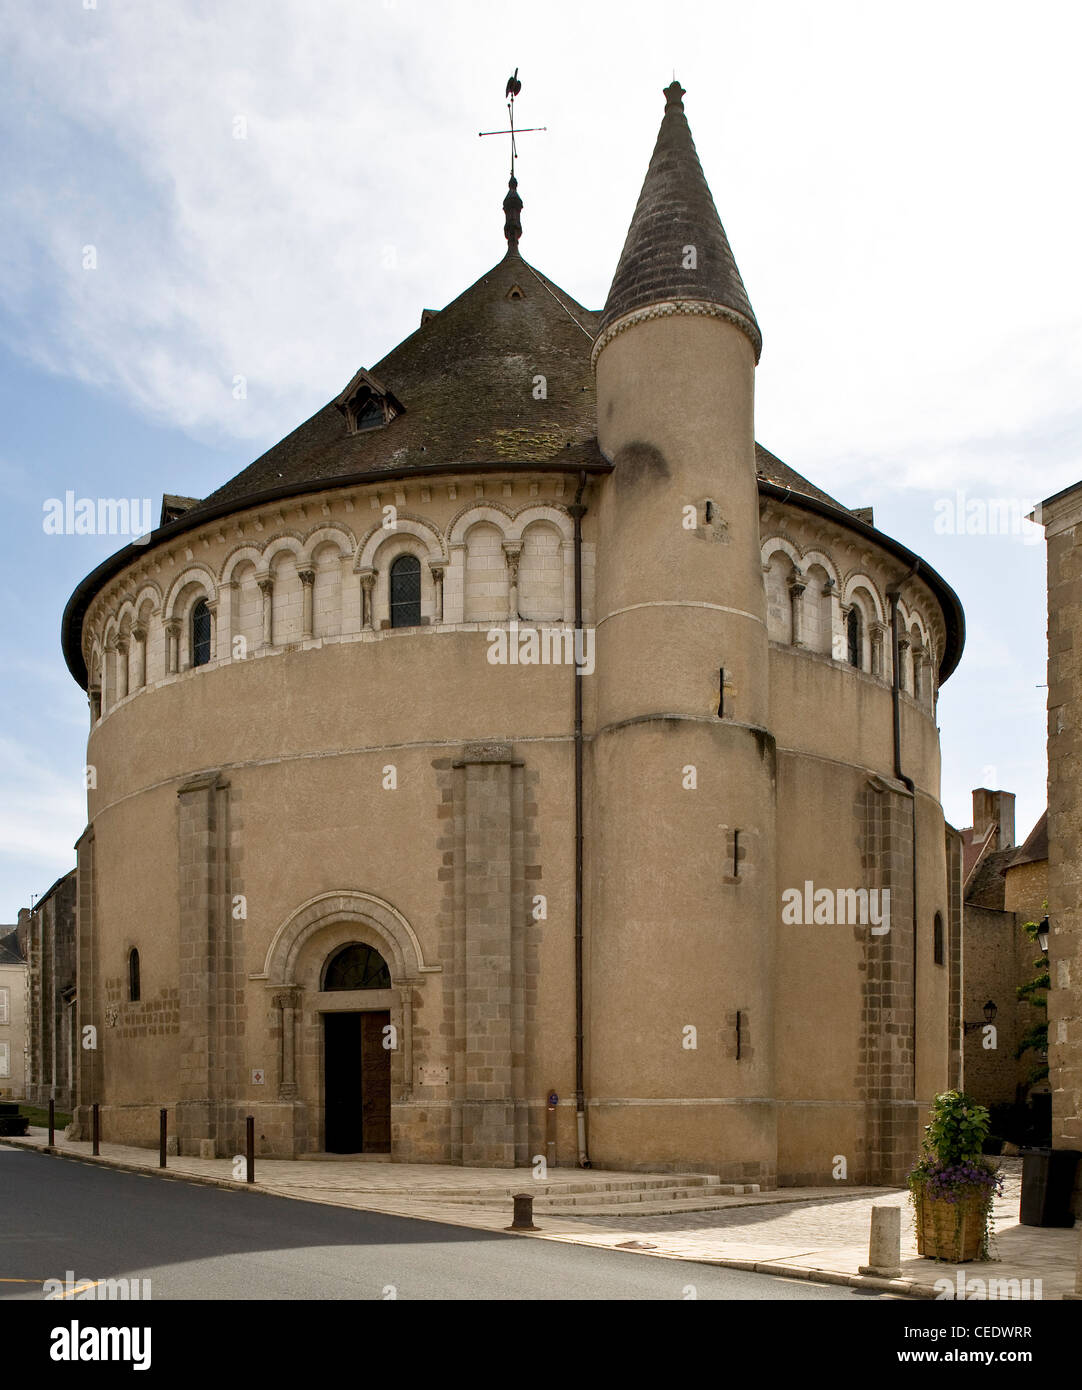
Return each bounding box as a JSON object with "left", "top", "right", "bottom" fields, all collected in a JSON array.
[{"left": 479, "top": 67, "right": 546, "bottom": 179}]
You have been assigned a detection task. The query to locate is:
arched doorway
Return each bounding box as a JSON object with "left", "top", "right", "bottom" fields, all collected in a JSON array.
[{"left": 322, "top": 943, "right": 392, "bottom": 1154}]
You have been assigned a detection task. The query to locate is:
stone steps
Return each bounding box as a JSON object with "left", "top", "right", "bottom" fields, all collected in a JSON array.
[
  {"left": 540, "top": 1191, "right": 761, "bottom": 1218},
  {"left": 433, "top": 1180, "right": 761, "bottom": 1210},
  {"left": 421, "top": 1173, "right": 724, "bottom": 1201}
]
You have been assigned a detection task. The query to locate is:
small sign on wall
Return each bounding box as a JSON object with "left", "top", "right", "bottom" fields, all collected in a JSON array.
[{"left": 251, "top": 1068, "right": 265, "bottom": 1085}]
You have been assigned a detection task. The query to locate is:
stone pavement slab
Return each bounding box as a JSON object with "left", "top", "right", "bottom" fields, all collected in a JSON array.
[{"left": 4, "top": 1131, "right": 1077, "bottom": 1301}]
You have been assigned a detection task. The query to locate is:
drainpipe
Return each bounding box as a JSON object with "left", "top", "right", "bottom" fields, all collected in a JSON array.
[
  {"left": 887, "top": 562, "right": 920, "bottom": 1097},
  {"left": 570, "top": 471, "right": 591, "bottom": 1167}
]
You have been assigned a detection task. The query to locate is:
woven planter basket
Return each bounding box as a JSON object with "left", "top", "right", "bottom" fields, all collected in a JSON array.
[{"left": 916, "top": 1188, "right": 989, "bottom": 1262}]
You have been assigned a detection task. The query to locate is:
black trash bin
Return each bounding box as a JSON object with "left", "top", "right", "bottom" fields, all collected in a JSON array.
[{"left": 1019, "top": 1147, "right": 1080, "bottom": 1227}]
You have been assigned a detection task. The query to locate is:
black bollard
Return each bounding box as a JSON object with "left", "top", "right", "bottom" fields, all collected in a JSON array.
[
  {"left": 92, "top": 1103, "right": 100, "bottom": 1156},
  {"left": 507, "top": 1192, "right": 538, "bottom": 1232},
  {"left": 246, "top": 1116, "right": 255, "bottom": 1184},
  {"left": 48, "top": 1098, "right": 55, "bottom": 1148},
  {"left": 159, "top": 1109, "right": 167, "bottom": 1168}
]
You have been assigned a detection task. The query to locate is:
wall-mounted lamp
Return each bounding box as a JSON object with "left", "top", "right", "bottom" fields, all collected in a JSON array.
[
  {"left": 1037, "top": 917, "right": 1049, "bottom": 953},
  {"left": 964, "top": 1001, "right": 997, "bottom": 1034}
]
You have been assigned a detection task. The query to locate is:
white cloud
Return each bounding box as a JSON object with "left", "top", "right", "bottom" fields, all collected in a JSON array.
[
  {"left": 1, "top": 0, "right": 1078, "bottom": 480},
  {"left": 0, "top": 736, "right": 84, "bottom": 883}
]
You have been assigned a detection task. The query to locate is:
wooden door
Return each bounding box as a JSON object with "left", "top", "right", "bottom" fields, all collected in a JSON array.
[{"left": 360, "top": 1010, "right": 391, "bottom": 1153}]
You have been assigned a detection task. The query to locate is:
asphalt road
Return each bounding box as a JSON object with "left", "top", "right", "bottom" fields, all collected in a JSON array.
[{"left": 0, "top": 1145, "right": 893, "bottom": 1301}]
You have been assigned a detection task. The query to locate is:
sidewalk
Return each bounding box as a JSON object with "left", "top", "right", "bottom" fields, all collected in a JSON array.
[{"left": 5, "top": 1130, "right": 1077, "bottom": 1300}]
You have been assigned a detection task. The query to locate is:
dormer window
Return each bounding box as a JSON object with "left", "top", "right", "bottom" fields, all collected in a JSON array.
[
  {"left": 353, "top": 393, "right": 387, "bottom": 431},
  {"left": 333, "top": 368, "right": 405, "bottom": 437}
]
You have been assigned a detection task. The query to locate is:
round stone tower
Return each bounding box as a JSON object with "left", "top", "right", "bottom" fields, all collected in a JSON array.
[{"left": 587, "top": 81, "right": 778, "bottom": 1180}]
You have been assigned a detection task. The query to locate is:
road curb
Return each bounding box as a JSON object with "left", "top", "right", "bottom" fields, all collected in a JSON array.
[{"left": 1, "top": 1134, "right": 256, "bottom": 1197}]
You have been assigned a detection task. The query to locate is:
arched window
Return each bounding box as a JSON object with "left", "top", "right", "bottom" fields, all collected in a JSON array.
[
  {"left": 933, "top": 912, "right": 945, "bottom": 965},
  {"left": 191, "top": 598, "right": 212, "bottom": 667},
  {"left": 128, "top": 948, "right": 141, "bottom": 1002},
  {"left": 323, "top": 943, "right": 392, "bottom": 991},
  {"left": 846, "top": 606, "right": 862, "bottom": 669},
  {"left": 389, "top": 554, "right": 421, "bottom": 629}
]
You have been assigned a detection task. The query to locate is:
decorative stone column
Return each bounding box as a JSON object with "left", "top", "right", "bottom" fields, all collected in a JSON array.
[
  {"left": 820, "top": 577, "right": 836, "bottom": 655},
  {"left": 503, "top": 542, "right": 522, "bottom": 621},
  {"left": 175, "top": 772, "right": 235, "bottom": 1157},
  {"left": 164, "top": 620, "right": 180, "bottom": 675},
  {"left": 101, "top": 637, "right": 116, "bottom": 709},
  {"left": 897, "top": 636, "right": 911, "bottom": 694},
  {"left": 561, "top": 539, "right": 575, "bottom": 623},
  {"left": 131, "top": 623, "right": 147, "bottom": 689},
  {"left": 870, "top": 621, "right": 887, "bottom": 680},
  {"left": 447, "top": 542, "right": 467, "bottom": 624},
  {"left": 115, "top": 637, "right": 129, "bottom": 700},
  {"left": 787, "top": 570, "right": 806, "bottom": 648},
  {"left": 275, "top": 988, "right": 301, "bottom": 1100},
  {"left": 88, "top": 686, "right": 102, "bottom": 722},
  {"left": 298, "top": 567, "right": 315, "bottom": 640},
  {"left": 205, "top": 598, "right": 218, "bottom": 662},
  {"left": 257, "top": 574, "right": 274, "bottom": 649},
  {"left": 428, "top": 561, "right": 446, "bottom": 624},
  {"left": 359, "top": 569, "right": 376, "bottom": 630},
  {"left": 449, "top": 740, "right": 530, "bottom": 1167},
  {"left": 912, "top": 648, "right": 926, "bottom": 703}
]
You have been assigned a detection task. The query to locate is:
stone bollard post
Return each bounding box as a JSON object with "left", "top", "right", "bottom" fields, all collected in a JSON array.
[
  {"left": 507, "top": 1192, "right": 539, "bottom": 1232},
  {"left": 858, "top": 1204, "right": 902, "bottom": 1279}
]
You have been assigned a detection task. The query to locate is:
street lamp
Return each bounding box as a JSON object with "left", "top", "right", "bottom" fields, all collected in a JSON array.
[
  {"left": 1037, "top": 917, "right": 1049, "bottom": 953},
  {"left": 964, "top": 1001, "right": 997, "bottom": 1035}
]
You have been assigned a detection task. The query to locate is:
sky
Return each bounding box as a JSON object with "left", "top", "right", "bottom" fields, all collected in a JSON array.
[{"left": 1, "top": 0, "right": 1079, "bottom": 919}]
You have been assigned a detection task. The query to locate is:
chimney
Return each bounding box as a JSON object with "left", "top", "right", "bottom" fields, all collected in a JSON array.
[{"left": 971, "top": 788, "right": 1016, "bottom": 850}]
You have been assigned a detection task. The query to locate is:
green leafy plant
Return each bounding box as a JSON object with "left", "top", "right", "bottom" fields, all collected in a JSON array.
[
  {"left": 1015, "top": 909, "right": 1049, "bottom": 1086},
  {"left": 907, "top": 1090, "right": 1003, "bottom": 1261}
]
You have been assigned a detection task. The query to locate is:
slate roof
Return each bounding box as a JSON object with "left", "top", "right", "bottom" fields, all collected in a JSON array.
[
  {"left": 1007, "top": 812, "right": 1048, "bottom": 870},
  {"left": 966, "top": 847, "right": 1017, "bottom": 910},
  {"left": 600, "top": 81, "right": 761, "bottom": 358},
  {"left": 755, "top": 443, "right": 847, "bottom": 510},
  {"left": 0, "top": 928, "right": 24, "bottom": 965},
  {"left": 201, "top": 247, "right": 604, "bottom": 512}
]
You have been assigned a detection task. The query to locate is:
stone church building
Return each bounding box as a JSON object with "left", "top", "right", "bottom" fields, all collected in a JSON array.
[{"left": 61, "top": 82, "right": 966, "bottom": 1185}]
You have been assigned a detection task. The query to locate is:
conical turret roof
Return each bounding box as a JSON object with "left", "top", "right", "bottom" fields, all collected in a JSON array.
[{"left": 599, "top": 81, "right": 761, "bottom": 359}]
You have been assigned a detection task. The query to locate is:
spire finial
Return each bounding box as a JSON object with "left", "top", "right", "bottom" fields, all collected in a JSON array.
[
  {"left": 479, "top": 68, "right": 546, "bottom": 248},
  {"left": 664, "top": 79, "right": 686, "bottom": 111},
  {"left": 503, "top": 175, "right": 523, "bottom": 249}
]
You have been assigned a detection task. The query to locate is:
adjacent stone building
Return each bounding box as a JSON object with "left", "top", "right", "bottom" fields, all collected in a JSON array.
[
  {"left": 0, "top": 926, "right": 27, "bottom": 1098},
  {"left": 959, "top": 789, "right": 1048, "bottom": 1119},
  {"left": 1037, "top": 479, "right": 1082, "bottom": 1214},
  {"left": 19, "top": 871, "right": 78, "bottom": 1111},
  {"left": 58, "top": 82, "right": 967, "bottom": 1183}
]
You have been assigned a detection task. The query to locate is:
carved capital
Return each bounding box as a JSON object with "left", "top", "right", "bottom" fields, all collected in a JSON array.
[
  {"left": 257, "top": 575, "right": 275, "bottom": 597},
  {"left": 502, "top": 542, "right": 523, "bottom": 583},
  {"left": 297, "top": 567, "right": 316, "bottom": 588},
  {"left": 131, "top": 624, "right": 147, "bottom": 643},
  {"left": 358, "top": 569, "right": 377, "bottom": 591},
  {"left": 163, "top": 620, "right": 180, "bottom": 639}
]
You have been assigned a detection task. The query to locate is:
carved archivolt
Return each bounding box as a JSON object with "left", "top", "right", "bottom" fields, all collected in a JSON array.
[{"left": 260, "top": 890, "right": 440, "bottom": 986}]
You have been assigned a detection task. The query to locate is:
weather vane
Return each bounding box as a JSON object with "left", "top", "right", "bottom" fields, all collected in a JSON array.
[{"left": 479, "top": 68, "right": 546, "bottom": 179}]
